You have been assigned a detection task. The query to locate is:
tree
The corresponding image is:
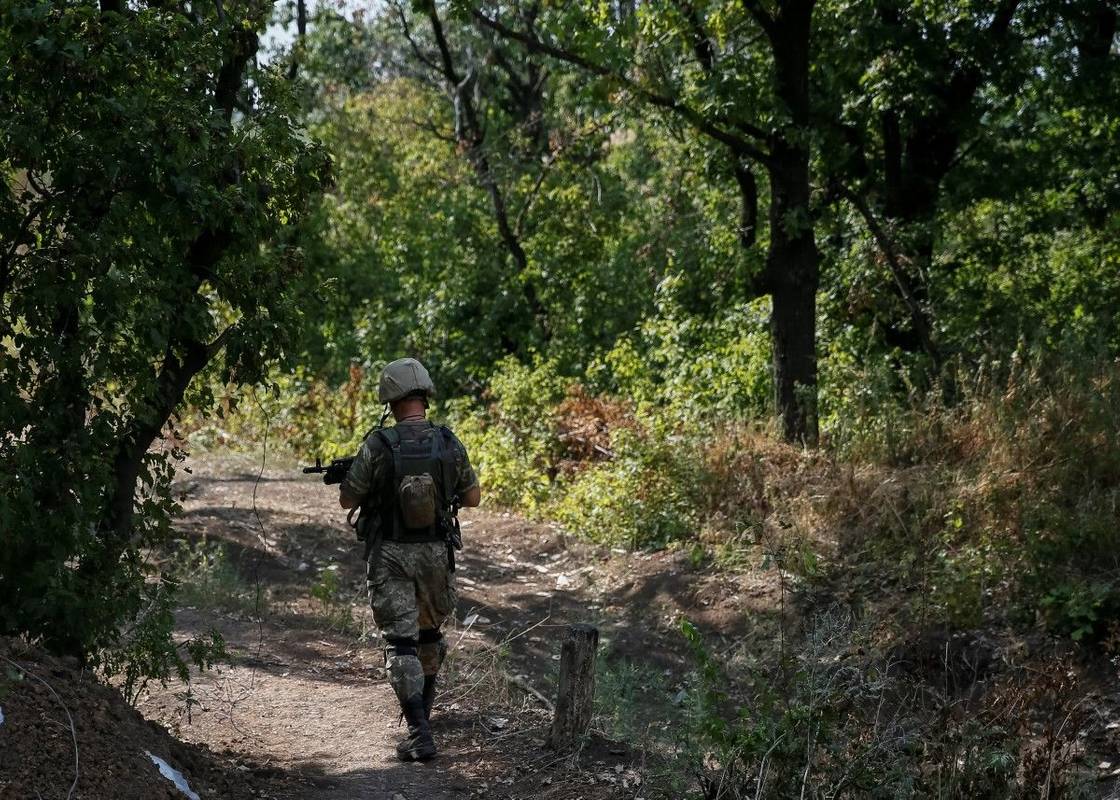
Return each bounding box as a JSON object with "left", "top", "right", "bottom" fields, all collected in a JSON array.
[
  {"left": 469, "top": 1, "right": 823, "bottom": 444},
  {"left": 0, "top": 0, "right": 327, "bottom": 664},
  {"left": 821, "top": 0, "right": 1118, "bottom": 375},
  {"left": 293, "top": 2, "right": 650, "bottom": 382}
]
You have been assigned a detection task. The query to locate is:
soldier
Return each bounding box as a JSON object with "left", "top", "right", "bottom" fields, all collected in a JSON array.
[{"left": 339, "top": 357, "right": 481, "bottom": 761}]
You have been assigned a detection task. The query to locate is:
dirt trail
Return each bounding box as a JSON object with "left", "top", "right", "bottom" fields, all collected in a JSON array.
[{"left": 136, "top": 453, "right": 778, "bottom": 799}]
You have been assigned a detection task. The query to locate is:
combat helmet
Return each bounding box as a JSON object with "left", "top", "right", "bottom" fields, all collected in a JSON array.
[{"left": 378, "top": 357, "right": 436, "bottom": 403}]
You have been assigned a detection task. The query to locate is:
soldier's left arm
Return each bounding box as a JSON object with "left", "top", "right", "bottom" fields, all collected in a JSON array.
[{"left": 450, "top": 435, "right": 481, "bottom": 507}]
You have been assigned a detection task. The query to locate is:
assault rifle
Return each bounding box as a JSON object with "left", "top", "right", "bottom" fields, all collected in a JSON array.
[
  {"left": 301, "top": 410, "right": 390, "bottom": 486},
  {"left": 444, "top": 495, "right": 464, "bottom": 571},
  {"left": 301, "top": 456, "right": 355, "bottom": 485}
]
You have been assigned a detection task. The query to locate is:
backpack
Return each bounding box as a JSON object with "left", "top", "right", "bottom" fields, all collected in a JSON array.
[{"left": 373, "top": 423, "right": 460, "bottom": 543}]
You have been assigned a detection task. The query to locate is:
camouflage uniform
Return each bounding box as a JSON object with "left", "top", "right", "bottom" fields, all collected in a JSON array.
[{"left": 341, "top": 420, "right": 477, "bottom": 707}]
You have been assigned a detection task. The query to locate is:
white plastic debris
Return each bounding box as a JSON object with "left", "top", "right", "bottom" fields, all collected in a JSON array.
[
  {"left": 0, "top": 706, "right": 4, "bottom": 727},
  {"left": 145, "top": 751, "right": 201, "bottom": 800}
]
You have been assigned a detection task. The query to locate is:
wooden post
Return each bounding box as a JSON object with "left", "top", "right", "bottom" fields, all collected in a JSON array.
[{"left": 547, "top": 623, "right": 599, "bottom": 749}]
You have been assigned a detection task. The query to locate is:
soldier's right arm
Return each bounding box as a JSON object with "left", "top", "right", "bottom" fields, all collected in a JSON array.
[{"left": 339, "top": 436, "right": 386, "bottom": 509}]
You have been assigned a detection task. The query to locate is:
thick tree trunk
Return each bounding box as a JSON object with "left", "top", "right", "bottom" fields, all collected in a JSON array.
[
  {"left": 769, "top": 279, "right": 818, "bottom": 446},
  {"left": 105, "top": 338, "right": 212, "bottom": 541},
  {"left": 765, "top": 2, "right": 820, "bottom": 446},
  {"left": 767, "top": 148, "right": 819, "bottom": 446}
]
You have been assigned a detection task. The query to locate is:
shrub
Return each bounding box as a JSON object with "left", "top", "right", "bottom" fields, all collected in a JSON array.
[
  {"left": 548, "top": 426, "right": 701, "bottom": 547},
  {"left": 310, "top": 564, "right": 363, "bottom": 636},
  {"left": 169, "top": 539, "right": 261, "bottom": 616}
]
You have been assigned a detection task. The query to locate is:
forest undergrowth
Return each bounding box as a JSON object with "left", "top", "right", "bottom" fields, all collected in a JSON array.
[{"left": 182, "top": 350, "right": 1120, "bottom": 798}]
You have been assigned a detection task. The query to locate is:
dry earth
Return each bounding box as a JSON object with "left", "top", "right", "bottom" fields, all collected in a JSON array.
[{"left": 126, "top": 452, "right": 782, "bottom": 800}]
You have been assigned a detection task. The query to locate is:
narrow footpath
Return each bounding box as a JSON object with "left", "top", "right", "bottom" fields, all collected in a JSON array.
[{"left": 136, "top": 453, "right": 777, "bottom": 799}]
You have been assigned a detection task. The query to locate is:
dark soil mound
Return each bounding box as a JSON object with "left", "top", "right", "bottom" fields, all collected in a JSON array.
[{"left": 0, "top": 638, "right": 252, "bottom": 800}]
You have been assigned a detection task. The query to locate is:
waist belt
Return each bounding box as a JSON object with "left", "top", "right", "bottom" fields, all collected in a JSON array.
[{"left": 383, "top": 527, "right": 445, "bottom": 544}]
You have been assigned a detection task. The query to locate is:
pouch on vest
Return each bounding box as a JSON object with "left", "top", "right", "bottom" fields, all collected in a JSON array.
[{"left": 398, "top": 473, "right": 438, "bottom": 529}]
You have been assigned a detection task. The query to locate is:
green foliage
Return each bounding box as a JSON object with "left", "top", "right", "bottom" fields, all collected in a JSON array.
[
  {"left": 596, "top": 289, "right": 773, "bottom": 424},
  {"left": 310, "top": 564, "right": 360, "bottom": 635},
  {"left": 447, "top": 356, "right": 563, "bottom": 509},
  {"left": 452, "top": 412, "right": 553, "bottom": 510},
  {"left": 939, "top": 199, "right": 1120, "bottom": 357},
  {"left": 548, "top": 427, "right": 700, "bottom": 547},
  {"left": 593, "top": 654, "right": 678, "bottom": 744},
  {"left": 96, "top": 576, "right": 227, "bottom": 705},
  {"left": 169, "top": 539, "right": 261, "bottom": 616},
  {"left": 0, "top": 0, "right": 325, "bottom": 680},
  {"left": 447, "top": 356, "right": 714, "bottom": 546},
  {"left": 183, "top": 363, "right": 377, "bottom": 459}
]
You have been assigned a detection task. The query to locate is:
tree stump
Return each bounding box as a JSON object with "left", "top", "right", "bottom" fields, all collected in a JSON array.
[{"left": 547, "top": 623, "right": 599, "bottom": 749}]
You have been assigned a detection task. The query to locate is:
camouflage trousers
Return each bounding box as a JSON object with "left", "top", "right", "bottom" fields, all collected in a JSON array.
[{"left": 367, "top": 540, "right": 456, "bottom": 703}]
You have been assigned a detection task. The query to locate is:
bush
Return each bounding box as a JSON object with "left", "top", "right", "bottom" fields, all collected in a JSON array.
[
  {"left": 771, "top": 343, "right": 1117, "bottom": 644},
  {"left": 169, "top": 539, "right": 261, "bottom": 616},
  {"left": 549, "top": 426, "right": 702, "bottom": 547},
  {"left": 446, "top": 356, "right": 564, "bottom": 511}
]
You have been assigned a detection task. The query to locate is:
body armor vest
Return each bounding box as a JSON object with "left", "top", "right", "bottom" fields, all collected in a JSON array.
[{"left": 374, "top": 423, "right": 458, "bottom": 543}]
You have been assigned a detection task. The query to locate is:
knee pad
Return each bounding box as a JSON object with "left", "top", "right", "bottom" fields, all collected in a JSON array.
[
  {"left": 418, "top": 628, "right": 447, "bottom": 676},
  {"left": 384, "top": 635, "right": 418, "bottom": 661}
]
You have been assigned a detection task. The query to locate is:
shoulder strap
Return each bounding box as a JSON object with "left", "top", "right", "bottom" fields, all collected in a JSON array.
[
  {"left": 374, "top": 427, "right": 402, "bottom": 486},
  {"left": 437, "top": 426, "right": 459, "bottom": 503},
  {"left": 374, "top": 427, "right": 400, "bottom": 448}
]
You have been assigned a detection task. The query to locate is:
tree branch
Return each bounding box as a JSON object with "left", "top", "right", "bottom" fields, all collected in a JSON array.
[
  {"left": 470, "top": 7, "right": 771, "bottom": 165},
  {"left": 0, "top": 200, "right": 45, "bottom": 306},
  {"left": 733, "top": 162, "right": 759, "bottom": 249},
  {"left": 285, "top": 0, "right": 307, "bottom": 80},
  {"left": 215, "top": 26, "right": 258, "bottom": 121},
  {"left": 421, "top": 2, "right": 548, "bottom": 340},
  {"left": 392, "top": 0, "right": 444, "bottom": 75},
  {"left": 741, "top": 0, "right": 775, "bottom": 36},
  {"left": 840, "top": 184, "right": 940, "bottom": 364},
  {"left": 672, "top": 0, "right": 717, "bottom": 72}
]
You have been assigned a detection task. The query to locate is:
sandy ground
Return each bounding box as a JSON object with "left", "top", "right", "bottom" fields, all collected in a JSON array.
[{"left": 129, "top": 452, "right": 778, "bottom": 799}]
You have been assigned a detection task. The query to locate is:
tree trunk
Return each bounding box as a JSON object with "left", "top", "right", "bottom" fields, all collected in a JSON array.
[
  {"left": 767, "top": 220, "right": 819, "bottom": 447},
  {"left": 766, "top": 2, "right": 820, "bottom": 446}
]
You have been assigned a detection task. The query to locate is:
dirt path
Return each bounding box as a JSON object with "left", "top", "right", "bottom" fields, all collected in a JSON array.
[{"left": 136, "top": 453, "right": 779, "bottom": 799}]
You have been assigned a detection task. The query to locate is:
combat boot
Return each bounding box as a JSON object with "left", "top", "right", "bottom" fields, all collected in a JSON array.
[
  {"left": 396, "top": 694, "right": 437, "bottom": 761},
  {"left": 422, "top": 674, "right": 437, "bottom": 720}
]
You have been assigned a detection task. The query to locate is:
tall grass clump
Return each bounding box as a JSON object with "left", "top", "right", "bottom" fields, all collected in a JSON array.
[
  {"left": 677, "top": 609, "right": 1096, "bottom": 799},
  {"left": 818, "top": 351, "right": 1120, "bottom": 640}
]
